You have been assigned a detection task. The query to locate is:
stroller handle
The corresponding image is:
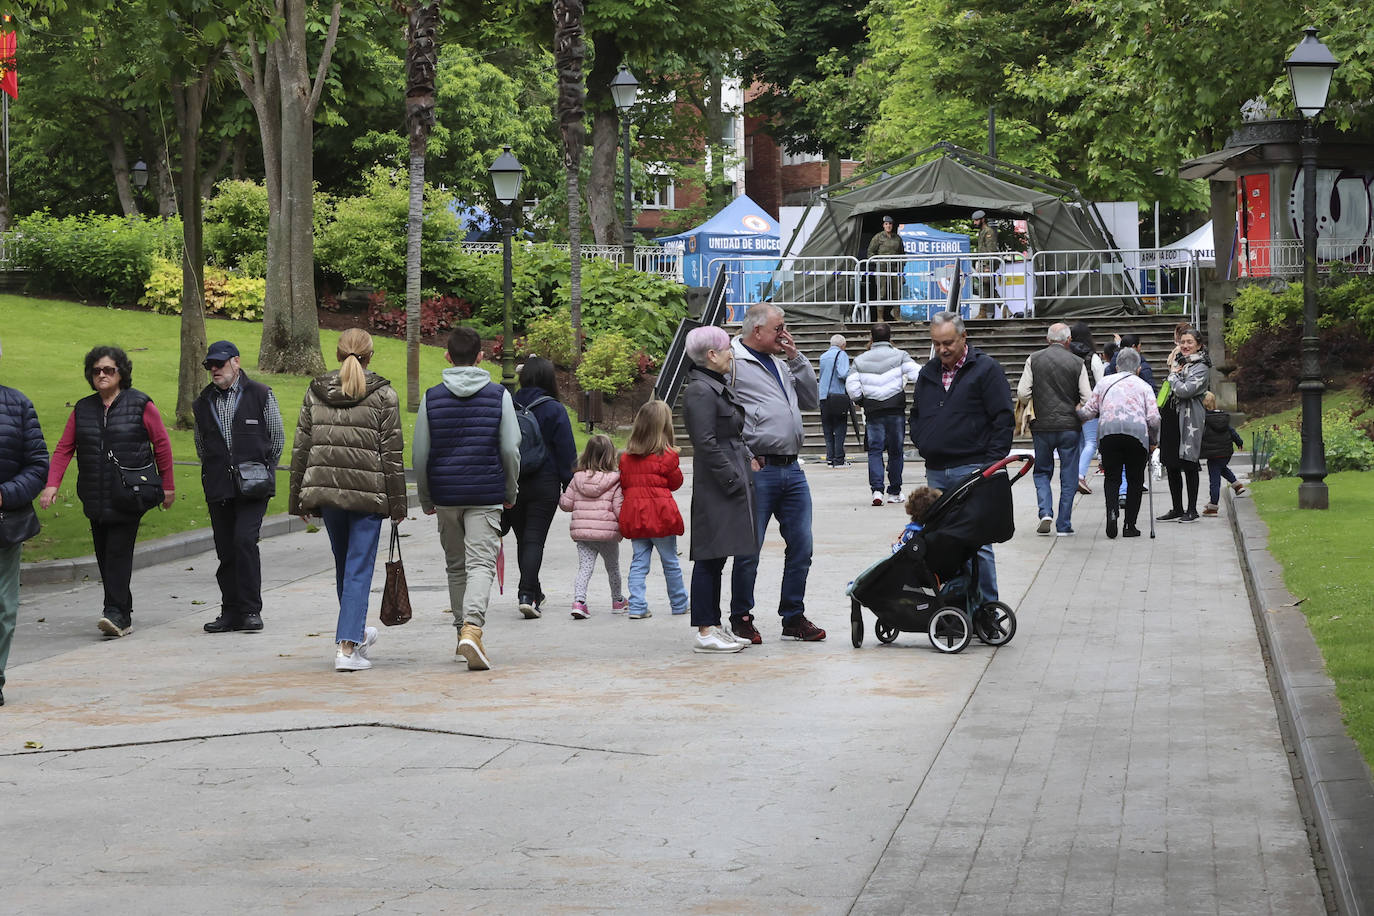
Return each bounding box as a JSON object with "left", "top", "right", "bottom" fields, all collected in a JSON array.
[{"left": 983, "top": 453, "right": 1034, "bottom": 483}]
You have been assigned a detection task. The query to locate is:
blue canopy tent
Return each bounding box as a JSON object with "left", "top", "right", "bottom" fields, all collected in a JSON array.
[
  {"left": 657, "top": 195, "right": 780, "bottom": 320},
  {"left": 445, "top": 201, "right": 501, "bottom": 242},
  {"left": 896, "top": 223, "right": 972, "bottom": 320}
]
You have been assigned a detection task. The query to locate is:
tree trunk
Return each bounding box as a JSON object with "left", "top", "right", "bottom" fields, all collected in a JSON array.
[
  {"left": 136, "top": 108, "right": 178, "bottom": 217},
  {"left": 234, "top": 0, "right": 339, "bottom": 377},
  {"left": 404, "top": 1, "right": 439, "bottom": 410},
  {"left": 554, "top": 0, "right": 586, "bottom": 355},
  {"left": 199, "top": 137, "right": 234, "bottom": 199},
  {"left": 107, "top": 129, "right": 139, "bottom": 217},
  {"left": 584, "top": 50, "right": 620, "bottom": 247},
  {"left": 828, "top": 151, "right": 841, "bottom": 187},
  {"left": 170, "top": 77, "right": 211, "bottom": 429}
]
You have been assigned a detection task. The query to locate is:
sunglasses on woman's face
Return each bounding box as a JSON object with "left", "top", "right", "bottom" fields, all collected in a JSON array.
[{"left": 93, "top": 366, "right": 119, "bottom": 377}]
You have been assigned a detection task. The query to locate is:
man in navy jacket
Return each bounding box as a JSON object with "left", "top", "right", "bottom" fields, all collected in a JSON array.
[{"left": 909, "top": 312, "right": 1013, "bottom": 602}]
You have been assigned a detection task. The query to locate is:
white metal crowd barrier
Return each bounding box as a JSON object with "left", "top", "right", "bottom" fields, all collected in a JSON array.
[
  {"left": 1237, "top": 237, "right": 1371, "bottom": 279},
  {"left": 1031, "top": 248, "right": 1200, "bottom": 327},
  {"left": 853, "top": 254, "right": 1016, "bottom": 324},
  {"left": 457, "top": 241, "right": 682, "bottom": 281},
  {"left": 706, "top": 255, "right": 861, "bottom": 322}
]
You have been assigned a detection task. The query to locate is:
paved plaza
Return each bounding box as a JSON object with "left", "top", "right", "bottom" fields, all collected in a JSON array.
[{"left": 0, "top": 462, "right": 1352, "bottom": 913}]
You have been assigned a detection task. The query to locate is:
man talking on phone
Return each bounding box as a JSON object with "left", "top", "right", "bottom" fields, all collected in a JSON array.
[{"left": 727, "top": 303, "right": 825, "bottom": 644}]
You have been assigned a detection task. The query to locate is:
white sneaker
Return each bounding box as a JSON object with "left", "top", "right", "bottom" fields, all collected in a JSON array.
[
  {"left": 886, "top": 493, "right": 904, "bottom": 503},
  {"left": 717, "top": 625, "right": 751, "bottom": 648},
  {"left": 694, "top": 628, "right": 744, "bottom": 653},
  {"left": 356, "top": 626, "right": 379, "bottom": 660},
  {"left": 335, "top": 649, "right": 372, "bottom": 671},
  {"left": 1037, "top": 516, "right": 1053, "bottom": 535},
  {"left": 872, "top": 490, "right": 884, "bottom": 507}
]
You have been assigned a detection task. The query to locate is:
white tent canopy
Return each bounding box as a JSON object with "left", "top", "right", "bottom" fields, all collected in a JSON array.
[{"left": 1162, "top": 221, "right": 1217, "bottom": 268}]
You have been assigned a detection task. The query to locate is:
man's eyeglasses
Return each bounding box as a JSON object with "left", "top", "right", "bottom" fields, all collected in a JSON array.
[
  {"left": 92, "top": 366, "right": 119, "bottom": 377},
  {"left": 203, "top": 360, "right": 227, "bottom": 370}
]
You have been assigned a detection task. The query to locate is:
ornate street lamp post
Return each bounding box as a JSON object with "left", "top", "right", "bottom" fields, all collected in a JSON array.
[
  {"left": 609, "top": 65, "right": 640, "bottom": 268},
  {"left": 131, "top": 159, "right": 149, "bottom": 190},
  {"left": 1285, "top": 27, "right": 1338, "bottom": 509},
  {"left": 488, "top": 145, "right": 525, "bottom": 392}
]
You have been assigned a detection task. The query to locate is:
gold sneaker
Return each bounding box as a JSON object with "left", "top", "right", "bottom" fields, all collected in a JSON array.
[{"left": 457, "top": 623, "right": 491, "bottom": 671}]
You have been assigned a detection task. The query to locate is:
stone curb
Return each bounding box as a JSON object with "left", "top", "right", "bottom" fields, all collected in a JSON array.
[
  {"left": 1229, "top": 488, "right": 1374, "bottom": 916},
  {"left": 20, "top": 492, "right": 421, "bottom": 588}
]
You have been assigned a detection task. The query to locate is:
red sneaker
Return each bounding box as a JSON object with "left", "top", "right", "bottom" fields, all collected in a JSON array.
[
  {"left": 781, "top": 614, "right": 826, "bottom": 642},
  {"left": 731, "top": 615, "right": 762, "bottom": 645}
]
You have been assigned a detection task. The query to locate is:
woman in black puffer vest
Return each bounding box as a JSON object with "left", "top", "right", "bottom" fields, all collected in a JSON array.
[{"left": 40, "top": 346, "right": 175, "bottom": 639}]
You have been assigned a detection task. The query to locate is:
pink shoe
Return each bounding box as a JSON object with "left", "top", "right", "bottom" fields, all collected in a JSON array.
[
  {"left": 570, "top": 600, "right": 590, "bottom": 620},
  {"left": 611, "top": 598, "right": 629, "bottom": 614}
]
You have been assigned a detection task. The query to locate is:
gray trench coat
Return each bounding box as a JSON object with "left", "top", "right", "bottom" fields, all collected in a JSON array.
[
  {"left": 682, "top": 365, "right": 757, "bottom": 560},
  {"left": 1168, "top": 351, "right": 1210, "bottom": 463}
]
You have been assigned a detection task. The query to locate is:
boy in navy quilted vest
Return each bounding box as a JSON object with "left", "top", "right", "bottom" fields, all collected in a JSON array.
[{"left": 413, "top": 327, "right": 521, "bottom": 670}]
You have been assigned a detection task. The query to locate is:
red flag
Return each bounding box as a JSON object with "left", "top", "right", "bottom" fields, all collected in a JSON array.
[{"left": 0, "top": 30, "right": 15, "bottom": 99}]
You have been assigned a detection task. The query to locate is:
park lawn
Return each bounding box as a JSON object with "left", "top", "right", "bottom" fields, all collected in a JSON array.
[
  {"left": 1236, "top": 387, "right": 1364, "bottom": 440},
  {"left": 0, "top": 294, "right": 601, "bottom": 562},
  {"left": 1251, "top": 470, "right": 1374, "bottom": 770}
]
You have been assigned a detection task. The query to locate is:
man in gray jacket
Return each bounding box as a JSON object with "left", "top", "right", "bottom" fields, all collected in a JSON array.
[
  {"left": 1016, "top": 322, "right": 1091, "bottom": 535},
  {"left": 728, "top": 303, "right": 826, "bottom": 643},
  {"left": 846, "top": 323, "right": 921, "bottom": 506}
]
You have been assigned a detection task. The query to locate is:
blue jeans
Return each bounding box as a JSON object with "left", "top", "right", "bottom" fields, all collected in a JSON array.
[
  {"left": 321, "top": 507, "right": 385, "bottom": 645},
  {"left": 866, "top": 413, "right": 905, "bottom": 495},
  {"left": 1207, "top": 457, "right": 1237, "bottom": 504},
  {"left": 926, "top": 463, "right": 998, "bottom": 603},
  {"left": 629, "top": 536, "right": 688, "bottom": 615},
  {"left": 731, "top": 461, "right": 813, "bottom": 621},
  {"left": 1032, "top": 430, "right": 1082, "bottom": 533},
  {"left": 1077, "top": 417, "right": 1099, "bottom": 480}
]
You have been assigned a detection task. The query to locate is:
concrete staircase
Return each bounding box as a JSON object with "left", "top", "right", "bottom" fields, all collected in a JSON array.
[{"left": 674, "top": 313, "right": 1184, "bottom": 459}]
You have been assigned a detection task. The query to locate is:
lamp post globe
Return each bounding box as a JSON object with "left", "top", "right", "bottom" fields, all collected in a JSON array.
[
  {"left": 610, "top": 66, "right": 640, "bottom": 266},
  {"left": 131, "top": 159, "right": 148, "bottom": 190},
  {"left": 1286, "top": 28, "right": 1338, "bottom": 510},
  {"left": 488, "top": 146, "right": 524, "bottom": 392}
]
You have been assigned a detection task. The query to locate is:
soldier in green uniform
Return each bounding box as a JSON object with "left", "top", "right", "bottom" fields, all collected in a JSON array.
[
  {"left": 867, "top": 215, "right": 905, "bottom": 321},
  {"left": 972, "top": 210, "right": 1000, "bottom": 318}
]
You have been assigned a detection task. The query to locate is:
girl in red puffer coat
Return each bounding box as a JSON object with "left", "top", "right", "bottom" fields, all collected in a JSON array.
[
  {"left": 558, "top": 435, "right": 626, "bottom": 619},
  {"left": 618, "top": 400, "right": 688, "bottom": 619}
]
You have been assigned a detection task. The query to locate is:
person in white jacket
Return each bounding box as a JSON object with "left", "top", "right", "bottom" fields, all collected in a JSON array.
[{"left": 846, "top": 323, "right": 921, "bottom": 506}]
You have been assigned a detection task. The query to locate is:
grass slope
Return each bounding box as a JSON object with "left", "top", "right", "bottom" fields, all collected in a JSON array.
[
  {"left": 0, "top": 295, "right": 463, "bottom": 561},
  {"left": 1251, "top": 471, "right": 1374, "bottom": 769}
]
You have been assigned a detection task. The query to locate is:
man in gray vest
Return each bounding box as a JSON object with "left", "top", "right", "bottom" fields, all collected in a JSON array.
[
  {"left": 413, "top": 327, "right": 521, "bottom": 671},
  {"left": 1016, "top": 323, "right": 1091, "bottom": 535},
  {"left": 194, "top": 340, "right": 285, "bottom": 633}
]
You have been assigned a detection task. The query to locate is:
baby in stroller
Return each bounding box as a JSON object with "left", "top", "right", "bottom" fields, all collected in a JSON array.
[
  {"left": 849, "top": 455, "right": 1031, "bottom": 653},
  {"left": 892, "top": 486, "right": 942, "bottom": 554}
]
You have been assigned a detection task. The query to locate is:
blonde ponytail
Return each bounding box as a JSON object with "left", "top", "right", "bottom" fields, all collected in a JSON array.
[{"left": 336, "top": 328, "right": 374, "bottom": 398}]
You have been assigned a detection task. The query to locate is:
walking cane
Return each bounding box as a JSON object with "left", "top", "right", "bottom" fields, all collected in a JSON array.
[{"left": 1147, "top": 448, "right": 1156, "bottom": 539}]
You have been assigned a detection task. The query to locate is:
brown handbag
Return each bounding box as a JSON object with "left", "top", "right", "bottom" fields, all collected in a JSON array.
[{"left": 379, "top": 521, "right": 412, "bottom": 626}]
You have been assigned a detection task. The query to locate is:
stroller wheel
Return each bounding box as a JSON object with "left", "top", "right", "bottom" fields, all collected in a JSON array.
[
  {"left": 929, "top": 607, "right": 970, "bottom": 654},
  {"left": 851, "top": 599, "right": 864, "bottom": 648},
  {"left": 875, "top": 621, "right": 900, "bottom": 644},
  {"left": 974, "top": 601, "right": 1017, "bottom": 646}
]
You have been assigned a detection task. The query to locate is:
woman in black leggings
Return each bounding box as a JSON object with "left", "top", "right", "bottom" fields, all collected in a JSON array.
[{"left": 1157, "top": 328, "right": 1210, "bottom": 523}]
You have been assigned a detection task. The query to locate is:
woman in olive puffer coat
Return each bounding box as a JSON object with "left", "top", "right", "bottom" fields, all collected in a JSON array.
[{"left": 289, "top": 329, "right": 407, "bottom": 672}]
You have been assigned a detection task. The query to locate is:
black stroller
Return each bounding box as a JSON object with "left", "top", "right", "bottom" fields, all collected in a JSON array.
[{"left": 847, "top": 454, "right": 1033, "bottom": 654}]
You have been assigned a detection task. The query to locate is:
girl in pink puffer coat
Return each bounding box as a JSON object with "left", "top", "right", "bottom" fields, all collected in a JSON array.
[{"left": 558, "top": 435, "right": 626, "bottom": 619}]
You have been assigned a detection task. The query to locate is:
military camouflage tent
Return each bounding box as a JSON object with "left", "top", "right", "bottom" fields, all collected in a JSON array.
[{"left": 774, "top": 147, "right": 1140, "bottom": 319}]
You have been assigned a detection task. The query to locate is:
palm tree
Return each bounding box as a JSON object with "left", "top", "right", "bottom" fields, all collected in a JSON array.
[
  {"left": 553, "top": 0, "right": 586, "bottom": 356},
  {"left": 403, "top": 1, "right": 440, "bottom": 410}
]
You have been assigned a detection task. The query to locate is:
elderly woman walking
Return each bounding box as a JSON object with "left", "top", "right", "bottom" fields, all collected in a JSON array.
[
  {"left": 681, "top": 325, "right": 756, "bottom": 654},
  {"left": 40, "top": 345, "right": 175, "bottom": 639},
  {"left": 1077, "top": 348, "right": 1159, "bottom": 538},
  {"left": 289, "top": 329, "right": 408, "bottom": 671}
]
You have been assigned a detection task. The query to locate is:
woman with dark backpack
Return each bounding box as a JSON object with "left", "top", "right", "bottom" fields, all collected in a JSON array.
[
  {"left": 504, "top": 356, "right": 576, "bottom": 618},
  {"left": 39, "top": 346, "right": 175, "bottom": 639}
]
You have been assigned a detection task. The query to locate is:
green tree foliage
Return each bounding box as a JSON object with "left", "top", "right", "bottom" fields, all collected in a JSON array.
[
  {"left": 203, "top": 180, "right": 270, "bottom": 274},
  {"left": 744, "top": 0, "right": 870, "bottom": 166}
]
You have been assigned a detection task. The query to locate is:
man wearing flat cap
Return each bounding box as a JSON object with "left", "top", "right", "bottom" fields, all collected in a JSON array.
[
  {"left": 192, "top": 340, "right": 285, "bottom": 633},
  {"left": 867, "top": 214, "right": 905, "bottom": 321}
]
